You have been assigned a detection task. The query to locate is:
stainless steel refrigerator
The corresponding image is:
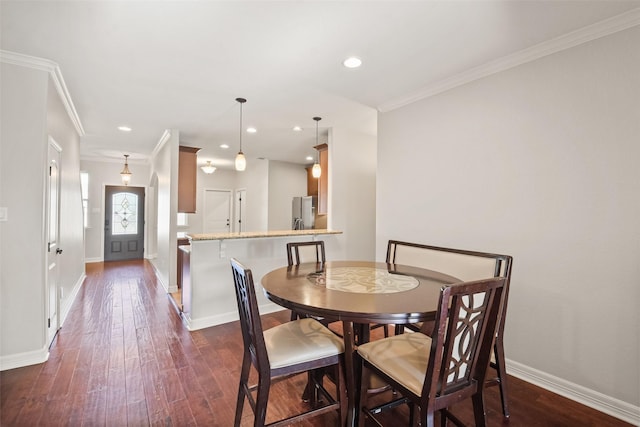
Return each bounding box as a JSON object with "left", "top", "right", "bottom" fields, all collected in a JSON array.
[{"left": 292, "top": 196, "right": 316, "bottom": 230}]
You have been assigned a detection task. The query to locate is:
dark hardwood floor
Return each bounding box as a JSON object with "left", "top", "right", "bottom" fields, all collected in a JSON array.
[{"left": 0, "top": 260, "right": 633, "bottom": 426}]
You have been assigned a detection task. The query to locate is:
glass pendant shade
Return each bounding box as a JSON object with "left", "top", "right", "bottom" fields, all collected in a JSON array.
[
  {"left": 312, "top": 162, "right": 321, "bottom": 178},
  {"left": 120, "top": 154, "right": 132, "bottom": 185},
  {"left": 235, "top": 151, "right": 246, "bottom": 171}
]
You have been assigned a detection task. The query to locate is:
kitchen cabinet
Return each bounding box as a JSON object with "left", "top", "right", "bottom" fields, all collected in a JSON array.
[
  {"left": 316, "top": 143, "right": 328, "bottom": 215},
  {"left": 178, "top": 146, "right": 200, "bottom": 213},
  {"left": 306, "top": 166, "right": 318, "bottom": 197}
]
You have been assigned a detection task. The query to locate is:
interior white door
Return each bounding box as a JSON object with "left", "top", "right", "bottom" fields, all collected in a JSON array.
[
  {"left": 203, "top": 189, "right": 231, "bottom": 233},
  {"left": 47, "top": 137, "right": 62, "bottom": 345}
]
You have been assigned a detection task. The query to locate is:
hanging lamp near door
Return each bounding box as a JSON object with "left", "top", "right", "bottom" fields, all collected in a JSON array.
[
  {"left": 311, "top": 117, "right": 322, "bottom": 178},
  {"left": 120, "top": 154, "right": 132, "bottom": 185},
  {"left": 235, "top": 97, "right": 247, "bottom": 171}
]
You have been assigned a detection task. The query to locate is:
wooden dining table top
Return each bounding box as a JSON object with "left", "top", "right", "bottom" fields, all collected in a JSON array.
[{"left": 261, "top": 260, "right": 461, "bottom": 325}]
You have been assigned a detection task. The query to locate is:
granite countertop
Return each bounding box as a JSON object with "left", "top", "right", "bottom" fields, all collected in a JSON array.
[{"left": 187, "top": 229, "right": 342, "bottom": 241}]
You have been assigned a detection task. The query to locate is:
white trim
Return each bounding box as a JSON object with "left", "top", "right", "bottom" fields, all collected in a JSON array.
[
  {"left": 507, "top": 359, "right": 640, "bottom": 425},
  {"left": 183, "top": 303, "right": 285, "bottom": 331},
  {"left": 0, "top": 345, "right": 49, "bottom": 372},
  {"left": 59, "top": 273, "right": 86, "bottom": 327},
  {"left": 85, "top": 257, "right": 104, "bottom": 263},
  {"left": 0, "top": 50, "right": 85, "bottom": 136},
  {"left": 150, "top": 130, "right": 172, "bottom": 161},
  {"left": 378, "top": 8, "right": 640, "bottom": 112}
]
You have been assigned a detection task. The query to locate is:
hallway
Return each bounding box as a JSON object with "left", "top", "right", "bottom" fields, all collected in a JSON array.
[{"left": 0, "top": 260, "right": 633, "bottom": 426}]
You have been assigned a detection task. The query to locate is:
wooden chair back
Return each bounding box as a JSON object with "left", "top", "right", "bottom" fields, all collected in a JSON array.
[
  {"left": 426, "top": 278, "right": 505, "bottom": 403},
  {"left": 287, "top": 240, "right": 326, "bottom": 266},
  {"left": 230, "top": 258, "right": 268, "bottom": 368}
]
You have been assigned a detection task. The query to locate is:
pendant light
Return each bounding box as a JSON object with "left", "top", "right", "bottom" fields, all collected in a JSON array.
[
  {"left": 311, "top": 117, "right": 322, "bottom": 178},
  {"left": 235, "top": 97, "right": 247, "bottom": 171},
  {"left": 120, "top": 154, "right": 132, "bottom": 185}
]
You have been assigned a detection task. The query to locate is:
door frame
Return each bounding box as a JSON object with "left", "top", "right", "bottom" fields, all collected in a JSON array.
[
  {"left": 101, "top": 184, "right": 148, "bottom": 261},
  {"left": 46, "top": 136, "right": 62, "bottom": 346}
]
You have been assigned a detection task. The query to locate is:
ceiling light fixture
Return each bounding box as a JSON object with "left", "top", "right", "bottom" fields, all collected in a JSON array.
[
  {"left": 220, "top": 144, "right": 229, "bottom": 149},
  {"left": 246, "top": 127, "right": 257, "bottom": 134},
  {"left": 293, "top": 126, "right": 302, "bottom": 132},
  {"left": 120, "top": 154, "right": 132, "bottom": 185},
  {"left": 118, "top": 126, "right": 132, "bottom": 132},
  {"left": 235, "top": 97, "right": 247, "bottom": 171},
  {"left": 312, "top": 117, "right": 322, "bottom": 179},
  {"left": 343, "top": 57, "right": 362, "bottom": 68},
  {"left": 201, "top": 160, "right": 216, "bottom": 174}
]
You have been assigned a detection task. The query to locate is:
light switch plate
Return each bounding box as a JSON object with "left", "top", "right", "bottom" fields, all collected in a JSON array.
[{"left": 0, "top": 207, "right": 7, "bottom": 222}]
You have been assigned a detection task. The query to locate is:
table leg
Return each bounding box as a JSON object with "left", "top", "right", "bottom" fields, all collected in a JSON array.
[{"left": 342, "top": 321, "right": 357, "bottom": 427}]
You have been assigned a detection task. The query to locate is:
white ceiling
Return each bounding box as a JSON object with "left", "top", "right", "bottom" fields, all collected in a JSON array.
[{"left": 2, "top": 1, "right": 639, "bottom": 169}]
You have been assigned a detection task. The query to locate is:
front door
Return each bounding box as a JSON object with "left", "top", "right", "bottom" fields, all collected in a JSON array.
[
  {"left": 204, "top": 189, "right": 232, "bottom": 233},
  {"left": 104, "top": 186, "right": 145, "bottom": 261},
  {"left": 234, "top": 189, "right": 246, "bottom": 232},
  {"left": 46, "top": 137, "right": 62, "bottom": 345}
]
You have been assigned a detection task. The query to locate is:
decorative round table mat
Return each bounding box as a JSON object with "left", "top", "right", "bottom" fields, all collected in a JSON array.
[{"left": 307, "top": 267, "right": 419, "bottom": 294}]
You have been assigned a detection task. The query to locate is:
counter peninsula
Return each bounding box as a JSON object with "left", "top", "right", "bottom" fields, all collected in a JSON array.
[{"left": 179, "top": 229, "right": 342, "bottom": 330}]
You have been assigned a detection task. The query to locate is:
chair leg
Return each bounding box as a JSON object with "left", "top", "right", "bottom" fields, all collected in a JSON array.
[
  {"left": 471, "top": 392, "right": 487, "bottom": 427},
  {"left": 493, "top": 339, "right": 510, "bottom": 418},
  {"left": 358, "top": 364, "right": 371, "bottom": 427},
  {"left": 337, "top": 357, "right": 348, "bottom": 427},
  {"left": 234, "top": 354, "right": 252, "bottom": 427},
  {"left": 254, "top": 376, "right": 271, "bottom": 427}
]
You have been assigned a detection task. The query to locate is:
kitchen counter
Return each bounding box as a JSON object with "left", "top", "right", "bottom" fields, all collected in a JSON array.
[
  {"left": 177, "top": 229, "right": 343, "bottom": 331},
  {"left": 187, "top": 228, "right": 342, "bottom": 241}
]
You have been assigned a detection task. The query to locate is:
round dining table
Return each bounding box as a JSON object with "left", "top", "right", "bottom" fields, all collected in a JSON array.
[{"left": 260, "top": 260, "right": 461, "bottom": 426}]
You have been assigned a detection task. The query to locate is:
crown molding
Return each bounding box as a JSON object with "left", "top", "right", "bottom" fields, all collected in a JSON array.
[
  {"left": 0, "top": 50, "right": 85, "bottom": 136},
  {"left": 378, "top": 7, "right": 640, "bottom": 113},
  {"left": 150, "top": 129, "right": 173, "bottom": 160}
]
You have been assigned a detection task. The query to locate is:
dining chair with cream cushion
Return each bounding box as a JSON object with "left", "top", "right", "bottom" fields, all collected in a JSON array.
[
  {"left": 386, "top": 240, "right": 513, "bottom": 418},
  {"left": 230, "top": 258, "right": 347, "bottom": 427},
  {"left": 357, "top": 277, "right": 506, "bottom": 427}
]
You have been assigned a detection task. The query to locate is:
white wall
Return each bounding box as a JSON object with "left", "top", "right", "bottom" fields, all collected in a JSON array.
[
  {"left": 236, "top": 158, "right": 270, "bottom": 232},
  {"left": 80, "top": 159, "right": 151, "bottom": 262},
  {"left": 268, "top": 160, "right": 307, "bottom": 231},
  {"left": 376, "top": 26, "right": 640, "bottom": 416},
  {"left": 1, "top": 58, "right": 84, "bottom": 370},
  {"left": 329, "top": 127, "right": 377, "bottom": 260},
  {"left": 149, "top": 131, "right": 179, "bottom": 292}
]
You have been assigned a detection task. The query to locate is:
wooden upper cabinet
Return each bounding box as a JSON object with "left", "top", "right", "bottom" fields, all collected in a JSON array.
[
  {"left": 316, "top": 143, "right": 328, "bottom": 215},
  {"left": 306, "top": 166, "right": 318, "bottom": 197},
  {"left": 178, "top": 146, "right": 200, "bottom": 213}
]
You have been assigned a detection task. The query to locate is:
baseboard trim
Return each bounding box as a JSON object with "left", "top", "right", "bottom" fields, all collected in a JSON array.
[
  {"left": 0, "top": 345, "right": 49, "bottom": 371},
  {"left": 507, "top": 359, "right": 639, "bottom": 425},
  {"left": 85, "top": 257, "right": 103, "bottom": 263},
  {"left": 183, "top": 303, "right": 286, "bottom": 331},
  {"left": 60, "top": 273, "right": 86, "bottom": 326}
]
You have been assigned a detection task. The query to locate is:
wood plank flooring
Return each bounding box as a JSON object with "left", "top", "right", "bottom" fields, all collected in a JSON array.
[{"left": 0, "top": 259, "right": 633, "bottom": 426}]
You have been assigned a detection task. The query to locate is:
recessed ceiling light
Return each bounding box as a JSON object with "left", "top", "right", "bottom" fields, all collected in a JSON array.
[
  {"left": 220, "top": 144, "right": 229, "bottom": 149},
  {"left": 343, "top": 57, "right": 362, "bottom": 68},
  {"left": 246, "top": 127, "right": 257, "bottom": 134},
  {"left": 293, "top": 126, "right": 302, "bottom": 132},
  {"left": 306, "top": 156, "right": 313, "bottom": 161},
  {"left": 118, "top": 126, "right": 132, "bottom": 132}
]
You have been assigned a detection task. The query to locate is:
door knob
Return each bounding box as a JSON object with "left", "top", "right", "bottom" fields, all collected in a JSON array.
[{"left": 56, "top": 248, "right": 63, "bottom": 254}]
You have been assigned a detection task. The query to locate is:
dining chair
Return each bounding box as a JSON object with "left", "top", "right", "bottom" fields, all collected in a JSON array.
[
  {"left": 386, "top": 239, "right": 513, "bottom": 418},
  {"left": 230, "top": 258, "right": 347, "bottom": 427},
  {"left": 357, "top": 276, "right": 506, "bottom": 427}
]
